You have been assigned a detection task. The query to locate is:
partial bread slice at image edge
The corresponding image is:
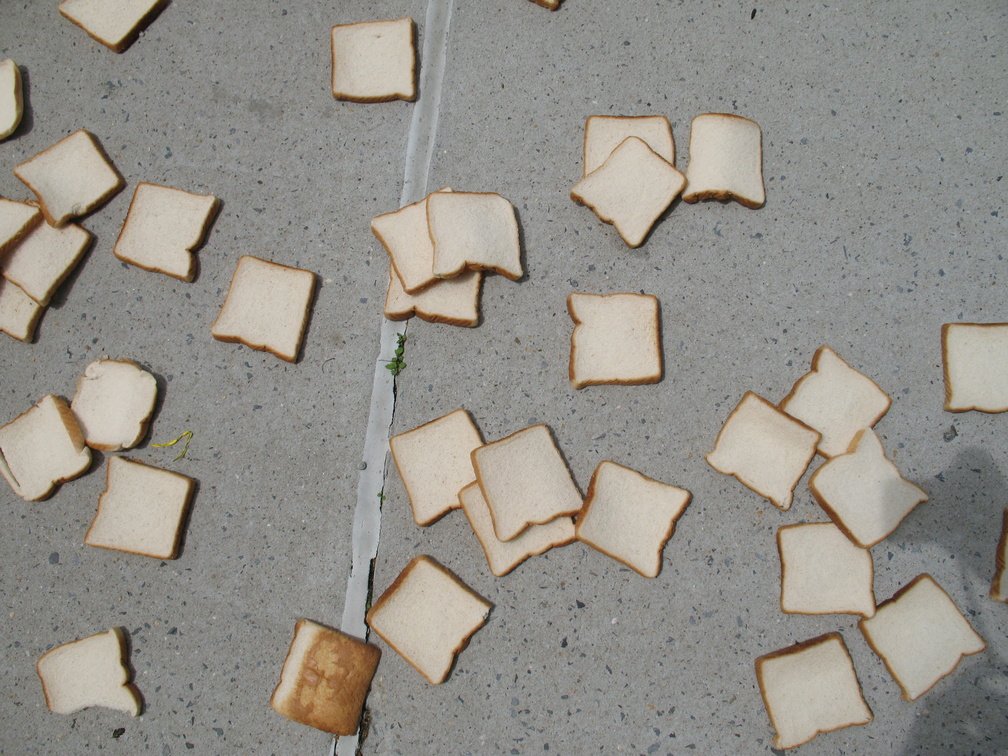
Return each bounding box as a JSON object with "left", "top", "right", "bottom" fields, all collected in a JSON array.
[
  {"left": 992, "top": 508, "right": 1008, "bottom": 603},
  {"left": 941, "top": 322, "right": 1008, "bottom": 413},
  {"left": 0, "top": 59, "right": 24, "bottom": 140},
  {"left": 58, "top": 0, "right": 169, "bottom": 53}
]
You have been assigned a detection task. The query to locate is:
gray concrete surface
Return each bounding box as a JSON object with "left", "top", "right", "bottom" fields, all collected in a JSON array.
[{"left": 2, "top": 1, "right": 1006, "bottom": 755}]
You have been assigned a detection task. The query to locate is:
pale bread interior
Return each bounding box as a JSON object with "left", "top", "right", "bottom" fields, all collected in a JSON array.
[
  {"left": 568, "top": 292, "right": 662, "bottom": 389},
  {"left": 682, "top": 113, "right": 765, "bottom": 208},
  {"left": 427, "top": 191, "right": 522, "bottom": 280},
  {"left": 1, "top": 219, "right": 91, "bottom": 305},
  {"left": 0, "top": 197, "right": 41, "bottom": 257},
  {"left": 0, "top": 277, "right": 42, "bottom": 342},
  {"left": 942, "top": 322, "right": 1008, "bottom": 413},
  {"left": 384, "top": 263, "right": 481, "bottom": 327},
  {"left": 372, "top": 188, "right": 451, "bottom": 294},
  {"left": 0, "top": 59, "right": 22, "bottom": 139},
  {"left": 36, "top": 627, "right": 141, "bottom": 716},
  {"left": 583, "top": 115, "right": 674, "bottom": 176},
  {"left": 331, "top": 18, "right": 415, "bottom": 102},
  {"left": 70, "top": 359, "right": 158, "bottom": 451},
  {"left": 778, "top": 522, "right": 875, "bottom": 617},
  {"left": 58, "top": 0, "right": 167, "bottom": 52}
]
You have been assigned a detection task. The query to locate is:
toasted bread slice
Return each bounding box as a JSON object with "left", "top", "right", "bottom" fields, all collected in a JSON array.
[
  {"left": 777, "top": 522, "right": 875, "bottom": 617},
  {"left": 372, "top": 188, "right": 451, "bottom": 294},
  {"left": 992, "top": 509, "right": 1008, "bottom": 603},
  {"left": 70, "top": 359, "right": 158, "bottom": 451},
  {"left": 331, "top": 18, "right": 416, "bottom": 103},
  {"left": 36, "top": 627, "right": 141, "bottom": 715},
  {"left": 682, "top": 113, "right": 765, "bottom": 208},
  {"left": 1, "top": 219, "right": 92, "bottom": 306},
  {"left": 58, "top": 0, "right": 168, "bottom": 53},
  {"left": 384, "top": 263, "right": 482, "bottom": 327},
  {"left": 528, "top": 0, "right": 561, "bottom": 8},
  {"left": 583, "top": 115, "right": 674, "bottom": 176},
  {"left": 427, "top": 191, "right": 522, "bottom": 280},
  {"left": 941, "top": 322, "right": 1008, "bottom": 412},
  {"left": 0, "top": 277, "right": 43, "bottom": 342},
  {"left": 568, "top": 292, "right": 662, "bottom": 389},
  {"left": 0, "top": 197, "right": 41, "bottom": 258},
  {"left": 0, "top": 60, "right": 22, "bottom": 140}
]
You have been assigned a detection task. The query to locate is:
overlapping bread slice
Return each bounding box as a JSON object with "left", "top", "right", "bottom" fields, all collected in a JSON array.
[
  {"left": 384, "top": 263, "right": 482, "bottom": 327},
  {"left": 427, "top": 191, "right": 522, "bottom": 281},
  {"left": 0, "top": 198, "right": 40, "bottom": 257},
  {"left": 58, "top": 0, "right": 168, "bottom": 53},
  {"left": 331, "top": 18, "right": 416, "bottom": 103},
  {"left": 568, "top": 292, "right": 662, "bottom": 389},
  {"left": 0, "top": 59, "right": 23, "bottom": 140},
  {"left": 372, "top": 188, "right": 450, "bottom": 294},
  {"left": 1, "top": 218, "right": 92, "bottom": 305},
  {"left": 36, "top": 627, "right": 141, "bottom": 715},
  {"left": 0, "top": 277, "right": 42, "bottom": 342},
  {"left": 777, "top": 522, "right": 875, "bottom": 617},
  {"left": 682, "top": 113, "right": 765, "bottom": 208},
  {"left": 70, "top": 359, "right": 158, "bottom": 451},
  {"left": 992, "top": 509, "right": 1008, "bottom": 603},
  {"left": 941, "top": 322, "right": 1008, "bottom": 412},
  {"left": 582, "top": 115, "right": 674, "bottom": 176}
]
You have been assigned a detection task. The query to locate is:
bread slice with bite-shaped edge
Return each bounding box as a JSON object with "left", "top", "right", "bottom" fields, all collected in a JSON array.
[
  {"left": 372, "top": 188, "right": 451, "bottom": 294},
  {"left": 859, "top": 574, "right": 986, "bottom": 701},
  {"left": 270, "top": 619, "right": 381, "bottom": 736},
  {"left": 576, "top": 461, "right": 691, "bottom": 578},
  {"left": 0, "top": 197, "right": 41, "bottom": 258},
  {"left": 941, "top": 322, "right": 1008, "bottom": 413},
  {"left": 992, "top": 509, "right": 1008, "bottom": 603},
  {"left": 779, "top": 346, "right": 891, "bottom": 457},
  {"left": 0, "top": 394, "right": 91, "bottom": 501},
  {"left": 366, "top": 555, "right": 492, "bottom": 684},
  {"left": 568, "top": 292, "right": 662, "bottom": 389},
  {"left": 755, "top": 632, "right": 872, "bottom": 750},
  {"left": 1, "top": 219, "right": 92, "bottom": 306},
  {"left": 583, "top": 115, "right": 674, "bottom": 176},
  {"left": 427, "top": 191, "right": 523, "bottom": 281},
  {"left": 706, "top": 391, "right": 820, "bottom": 511},
  {"left": 384, "top": 263, "right": 482, "bottom": 327},
  {"left": 472, "top": 424, "right": 583, "bottom": 542},
  {"left": 14, "top": 130, "right": 124, "bottom": 227},
  {"left": 71, "top": 358, "right": 158, "bottom": 451},
  {"left": 808, "top": 428, "right": 928, "bottom": 548},
  {"left": 36, "top": 627, "right": 141, "bottom": 716},
  {"left": 113, "top": 182, "right": 220, "bottom": 281},
  {"left": 0, "top": 277, "right": 43, "bottom": 342},
  {"left": 58, "top": 0, "right": 168, "bottom": 53},
  {"left": 570, "top": 136, "right": 686, "bottom": 248},
  {"left": 777, "top": 522, "right": 875, "bottom": 618},
  {"left": 682, "top": 113, "right": 765, "bottom": 208},
  {"left": 0, "top": 59, "right": 23, "bottom": 140},
  {"left": 331, "top": 18, "right": 416, "bottom": 103}
]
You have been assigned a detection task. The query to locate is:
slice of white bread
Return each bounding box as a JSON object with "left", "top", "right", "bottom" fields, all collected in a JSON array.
[
  {"left": 331, "top": 18, "right": 416, "bottom": 103},
  {"left": 0, "top": 277, "right": 43, "bottom": 342},
  {"left": 528, "top": 0, "right": 561, "bottom": 9},
  {"left": 471, "top": 424, "right": 583, "bottom": 542},
  {"left": 570, "top": 136, "right": 685, "bottom": 248},
  {"left": 427, "top": 191, "right": 523, "bottom": 281},
  {"left": 755, "top": 632, "right": 872, "bottom": 750},
  {"left": 568, "top": 292, "right": 662, "bottom": 389},
  {"left": 389, "top": 408, "right": 484, "bottom": 526},
  {"left": 0, "top": 394, "right": 91, "bottom": 501},
  {"left": 459, "top": 481, "right": 575, "bottom": 577},
  {"left": 576, "top": 461, "right": 691, "bottom": 578},
  {"left": 0, "top": 197, "right": 41, "bottom": 258},
  {"left": 941, "top": 322, "right": 1008, "bottom": 412},
  {"left": 384, "top": 263, "right": 482, "bottom": 327},
  {"left": 808, "top": 428, "right": 928, "bottom": 548},
  {"left": 113, "top": 182, "right": 220, "bottom": 281},
  {"left": 14, "top": 130, "right": 124, "bottom": 227},
  {"left": 1, "top": 219, "right": 92, "bottom": 306},
  {"left": 211, "top": 255, "right": 316, "bottom": 362},
  {"left": 991, "top": 509, "right": 1008, "bottom": 603},
  {"left": 777, "top": 522, "right": 875, "bottom": 618},
  {"left": 583, "top": 115, "right": 674, "bottom": 176},
  {"left": 70, "top": 358, "right": 158, "bottom": 451},
  {"left": 0, "top": 59, "right": 22, "bottom": 140},
  {"left": 85, "top": 457, "right": 194, "bottom": 559},
  {"left": 36, "top": 627, "right": 141, "bottom": 715},
  {"left": 706, "top": 391, "right": 820, "bottom": 511},
  {"left": 779, "top": 346, "right": 891, "bottom": 457},
  {"left": 372, "top": 188, "right": 451, "bottom": 294},
  {"left": 58, "top": 0, "right": 168, "bottom": 53},
  {"left": 682, "top": 113, "right": 765, "bottom": 208},
  {"left": 859, "top": 574, "right": 986, "bottom": 701},
  {"left": 270, "top": 619, "right": 381, "bottom": 735},
  {"left": 366, "top": 555, "right": 492, "bottom": 684}
]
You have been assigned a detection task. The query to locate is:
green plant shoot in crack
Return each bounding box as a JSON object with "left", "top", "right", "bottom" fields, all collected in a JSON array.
[{"left": 385, "top": 333, "right": 407, "bottom": 376}]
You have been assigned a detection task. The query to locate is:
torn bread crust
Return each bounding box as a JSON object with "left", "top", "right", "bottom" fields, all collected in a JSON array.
[
  {"left": 992, "top": 509, "right": 1008, "bottom": 602},
  {"left": 384, "top": 263, "right": 482, "bottom": 327},
  {"left": 58, "top": 0, "right": 169, "bottom": 53}
]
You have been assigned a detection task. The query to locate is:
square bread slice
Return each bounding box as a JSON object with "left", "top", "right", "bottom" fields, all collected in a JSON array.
[
  {"left": 0, "top": 277, "right": 43, "bottom": 342},
  {"left": 471, "top": 424, "right": 583, "bottom": 542},
  {"left": 942, "top": 322, "right": 1008, "bottom": 412},
  {"left": 58, "top": 0, "right": 168, "bottom": 53},
  {"left": 777, "top": 522, "right": 875, "bottom": 617},
  {"left": 459, "top": 481, "right": 575, "bottom": 577},
  {"left": 14, "top": 130, "right": 124, "bottom": 227},
  {"left": 583, "top": 115, "right": 674, "bottom": 176},
  {"left": 991, "top": 509, "right": 1008, "bottom": 603},
  {"left": 706, "top": 391, "right": 821, "bottom": 511},
  {"left": 211, "top": 255, "right": 316, "bottom": 362},
  {"left": 366, "top": 555, "right": 492, "bottom": 684},
  {"left": 0, "top": 59, "right": 23, "bottom": 140},
  {"left": 859, "top": 574, "right": 986, "bottom": 701},
  {"left": 808, "top": 428, "right": 928, "bottom": 548},
  {"left": 372, "top": 188, "right": 451, "bottom": 294},
  {"left": 70, "top": 358, "right": 158, "bottom": 451},
  {"left": 1, "top": 220, "right": 92, "bottom": 306},
  {"left": 576, "top": 461, "right": 691, "bottom": 578},
  {"left": 779, "top": 346, "right": 891, "bottom": 457},
  {"left": 0, "top": 394, "right": 91, "bottom": 501},
  {"left": 389, "top": 408, "right": 484, "bottom": 526},
  {"left": 113, "top": 182, "right": 220, "bottom": 281},
  {"left": 85, "top": 457, "right": 195, "bottom": 559},
  {"left": 682, "top": 113, "right": 765, "bottom": 208},
  {"left": 331, "top": 18, "right": 416, "bottom": 103},
  {"left": 568, "top": 292, "right": 662, "bottom": 389},
  {"left": 755, "top": 633, "right": 872, "bottom": 750},
  {"left": 0, "top": 197, "right": 41, "bottom": 258},
  {"left": 570, "top": 136, "right": 686, "bottom": 248},
  {"left": 427, "top": 191, "right": 523, "bottom": 281},
  {"left": 384, "top": 263, "right": 482, "bottom": 327},
  {"left": 36, "top": 627, "right": 141, "bottom": 716},
  {"left": 270, "top": 619, "right": 381, "bottom": 736}
]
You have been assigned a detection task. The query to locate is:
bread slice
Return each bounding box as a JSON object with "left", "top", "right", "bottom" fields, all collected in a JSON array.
[
  {"left": 779, "top": 346, "right": 891, "bottom": 457},
  {"left": 941, "top": 322, "right": 1008, "bottom": 412},
  {"left": 0, "top": 59, "right": 22, "bottom": 140},
  {"left": 755, "top": 633, "right": 872, "bottom": 750},
  {"left": 471, "top": 424, "right": 583, "bottom": 542},
  {"left": 576, "top": 461, "right": 691, "bottom": 578},
  {"left": 0, "top": 197, "right": 41, "bottom": 258},
  {"left": 528, "top": 0, "right": 561, "bottom": 9},
  {"left": 1, "top": 219, "right": 92, "bottom": 306},
  {"left": 113, "top": 182, "right": 220, "bottom": 281},
  {"left": 270, "top": 619, "right": 381, "bottom": 735},
  {"left": 0, "top": 395, "right": 91, "bottom": 501},
  {"left": 991, "top": 509, "right": 1008, "bottom": 603},
  {"left": 331, "top": 18, "right": 416, "bottom": 103},
  {"left": 389, "top": 408, "right": 484, "bottom": 526},
  {"left": 859, "top": 574, "right": 986, "bottom": 701},
  {"left": 570, "top": 136, "right": 686, "bottom": 248},
  {"left": 777, "top": 522, "right": 875, "bottom": 618},
  {"left": 366, "top": 555, "right": 492, "bottom": 684},
  {"left": 211, "top": 255, "right": 316, "bottom": 362},
  {"left": 706, "top": 391, "right": 821, "bottom": 511},
  {"left": 583, "top": 115, "right": 674, "bottom": 176},
  {"left": 682, "top": 113, "right": 765, "bottom": 208},
  {"left": 372, "top": 188, "right": 451, "bottom": 294},
  {"left": 567, "top": 292, "right": 662, "bottom": 389},
  {"left": 459, "top": 481, "right": 575, "bottom": 577},
  {"left": 58, "top": 0, "right": 168, "bottom": 53},
  {"left": 0, "top": 277, "right": 43, "bottom": 342},
  {"left": 808, "top": 428, "right": 928, "bottom": 548},
  {"left": 70, "top": 359, "right": 158, "bottom": 451},
  {"left": 384, "top": 263, "right": 482, "bottom": 327},
  {"left": 85, "top": 457, "right": 194, "bottom": 559},
  {"left": 14, "top": 130, "right": 124, "bottom": 227},
  {"left": 427, "top": 191, "right": 523, "bottom": 280},
  {"left": 36, "top": 627, "right": 141, "bottom": 715}
]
